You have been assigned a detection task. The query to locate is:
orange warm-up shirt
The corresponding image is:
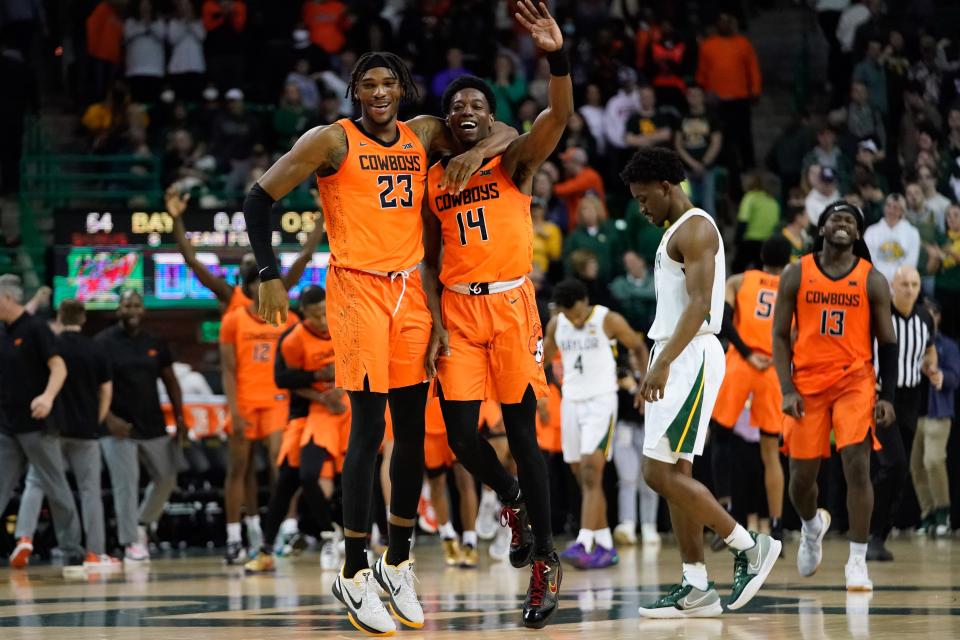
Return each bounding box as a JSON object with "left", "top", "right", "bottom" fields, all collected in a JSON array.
[
  {"left": 302, "top": 1, "right": 349, "bottom": 53},
  {"left": 315, "top": 118, "right": 427, "bottom": 273},
  {"left": 220, "top": 307, "right": 297, "bottom": 408},
  {"left": 792, "top": 254, "right": 874, "bottom": 396},
  {"left": 86, "top": 1, "right": 123, "bottom": 64},
  {"left": 280, "top": 321, "right": 335, "bottom": 393},
  {"left": 225, "top": 285, "right": 252, "bottom": 315},
  {"left": 427, "top": 155, "right": 532, "bottom": 286},
  {"left": 553, "top": 167, "right": 606, "bottom": 231},
  {"left": 695, "top": 34, "right": 762, "bottom": 100},
  {"left": 733, "top": 269, "right": 780, "bottom": 356}
]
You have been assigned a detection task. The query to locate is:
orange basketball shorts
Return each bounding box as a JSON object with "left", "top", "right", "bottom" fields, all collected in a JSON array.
[
  {"left": 781, "top": 364, "right": 881, "bottom": 459},
  {"left": 424, "top": 431, "right": 456, "bottom": 470},
  {"left": 228, "top": 402, "right": 288, "bottom": 440},
  {"left": 325, "top": 265, "right": 432, "bottom": 393},
  {"left": 437, "top": 278, "right": 548, "bottom": 404},
  {"left": 711, "top": 348, "right": 783, "bottom": 435},
  {"left": 304, "top": 400, "right": 351, "bottom": 477},
  {"left": 277, "top": 418, "right": 306, "bottom": 468}
]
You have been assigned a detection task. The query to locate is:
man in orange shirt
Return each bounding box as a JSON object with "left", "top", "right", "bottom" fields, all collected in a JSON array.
[
  {"left": 241, "top": 44, "right": 518, "bottom": 634},
  {"left": 696, "top": 13, "right": 761, "bottom": 187},
  {"left": 422, "top": 3, "right": 570, "bottom": 627},
  {"left": 773, "top": 201, "right": 897, "bottom": 591},
  {"left": 302, "top": 1, "right": 350, "bottom": 56},
  {"left": 86, "top": 1, "right": 124, "bottom": 101},
  {"left": 219, "top": 270, "right": 297, "bottom": 564},
  {"left": 554, "top": 147, "right": 606, "bottom": 231}
]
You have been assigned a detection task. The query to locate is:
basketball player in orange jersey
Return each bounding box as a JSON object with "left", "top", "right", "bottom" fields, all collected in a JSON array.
[
  {"left": 165, "top": 187, "right": 321, "bottom": 314},
  {"left": 773, "top": 201, "right": 898, "bottom": 592},
  {"left": 245, "top": 285, "right": 349, "bottom": 574},
  {"left": 710, "top": 236, "right": 792, "bottom": 546},
  {"left": 219, "top": 269, "right": 297, "bottom": 564},
  {"left": 420, "top": 2, "right": 571, "bottom": 628},
  {"left": 242, "top": 44, "right": 518, "bottom": 640}
]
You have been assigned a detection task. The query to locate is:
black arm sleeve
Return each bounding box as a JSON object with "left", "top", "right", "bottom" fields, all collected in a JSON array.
[
  {"left": 877, "top": 341, "right": 898, "bottom": 403},
  {"left": 720, "top": 302, "right": 753, "bottom": 359},
  {"left": 243, "top": 183, "right": 280, "bottom": 281},
  {"left": 273, "top": 333, "right": 317, "bottom": 390}
]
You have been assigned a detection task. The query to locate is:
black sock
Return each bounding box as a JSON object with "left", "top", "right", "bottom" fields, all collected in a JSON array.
[
  {"left": 343, "top": 536, "right": 368, "bottom": 578},
  {"left": 386, "top": 522, "right": 414, "bottom": 565}
]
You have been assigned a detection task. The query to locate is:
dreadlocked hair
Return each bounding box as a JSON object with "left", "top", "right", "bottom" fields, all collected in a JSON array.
[{"left": 347, "top": 52, "right": 419, "bottom": 103}]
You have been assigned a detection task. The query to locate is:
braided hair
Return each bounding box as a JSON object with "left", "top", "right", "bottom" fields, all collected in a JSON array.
[{"left": 347, "top": 52, "right": 419, "bottom": 103}]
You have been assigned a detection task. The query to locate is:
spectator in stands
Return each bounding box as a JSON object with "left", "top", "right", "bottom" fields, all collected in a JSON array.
[
  {"left": 533, "top": 169, "right": 568, "bottom": 231},
  {"left": 604, "top": 67, "right": 641, "bottom": 159},
  {"left": 910, "top": 35, "right": 942, "bottom": 108},
  {"left": 273, "top": 83, "right": 313, "bottom": 151},
  {"left": 941, "top": 106, "right": 960, "bottom": 172},
  {"left": 162, "top": 128, "right": 214, "bottom": 188},
  {"left": 696, "top": 12, "right": 761, "bottom": 173},
  {"left": 624, "top": 85, "right": 674, "bottom": 150},
  {"left": 645, "top": 19, "right": 689, "bottom": 112},
  {"left": 210, "top": 88, "right": 262, "bottom": 195},
  {"left": 81, "top": 80, "right": 129, "bottom": 149},
  {"left": 203, "top": 0, "right": 247, "bottom": 91},
  {"left": 563, "top": 194, "right": 621, "bottom": 287},
  {"left": 733, "top": 171, "right": 781, "bottom": 272},
  {"left": 781, "top": 201, "right": 811, "bottom": 262},
  {"left": 167, "top": 0, "right": 206, "bottom": 103},
  {"left": 853, "top": 37, "right": 888, "bottom": 116},
  {"left": 814, "top": 0, "right": 846, "bottom": 103},
  {"left": 936, "top": 204, "right": 960, "bottom": 337},
  {"left": 286, "top": 59, "right": 320, "bottom": 112},
  {"left": 834, "top": 0, "right": 874, "bottom": 106},
  {"left": 912, "top": 299, "right": 957, "bottom": 538},
  {"left": 854, "top": 172, "right": 886, "bottom": 226},
  {"left": 766, "top": 108, "right": 816, "bottom": 198},
  {"left": 805, "top": 165, "right": 841, "bottom": 226},
  {"left": 622, "top": 197, "right": 665, "bottom": 265},
  {"left": 302, "top": 0, "right": 349, "bottom": 65},
  {"left": 608, "top": 250, "right": 656, "bottom": 333},
  {"left": 863, "top": 192, "right": 920, "bottom": 284},
  {"left": 431, "top": 47, "right": 470, "bottom": 100},
  {"left": 802, "top": 125, "right": 852, "bottom": 190},
  {"left": 527, "top": 57, "right": 552, "bottom": 110},
  {"left": 487, "top": 52, "right": 525, "bottom": 128},
  {"left": 855, "top": 137, "right": 887, "bottom": 188},
  {"left": 847, "top": 81, "right": 886, "bottom": 150},
  {"left": 531, "top": 198, "right": 562, "bottom": 276},
  {"left": 905, "top": 180, "right": 943, "bottom": 237},
  {"left": 85, "top": 0, "right": 124, "bottom": 103},
  {"left": 900, "top": 84, "right": 943, "bottom": 173},
  {"left": 919, "top": 165, "right": 951, "bottom": 221},
  {"left": 567, "top": 248, "right": 612, "bottom": 308},
  {"left": 560, "top": 112, "right": 597, "bottom": 165},
  {"left": 580, "top": 83, "right": 607, "bottom": 157},
  {"left": 123, "top": 0, "right": 166, "bottom": 104},
  {"left": 514, "top": 96, "right": 538, "bottom": 133},
  {"left": 675, "top": 84, "right": 722, "bottom": 216},
  {"left": 555, "top": 147, "right": 605, "bottom": 231},
  {"left": 318, "top": 89, "right": 346, "bottom": 125}
]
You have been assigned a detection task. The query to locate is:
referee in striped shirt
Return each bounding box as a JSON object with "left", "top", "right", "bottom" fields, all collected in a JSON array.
[{"left": 869, "top": 266, "right": 938, "bottom": 561}]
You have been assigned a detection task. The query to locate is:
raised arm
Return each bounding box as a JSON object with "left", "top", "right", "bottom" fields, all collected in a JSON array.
[
  {"left": 166, "top": 187, "right": 234, "bottom": 303},
  {"left": 421, "top": 200, "right": 448, "bottom": 378},
  {"left": 772, "top": 262, "right": 801, "bottom": 416},
  {"left": 500, "top": 1, "right": 572, "bottom": 192},
  {"left": 639, "top": 217, "right": 718, "bottom": 402},
  {"left": 244, "top": 124, "right": 346, "bottom": 324}
]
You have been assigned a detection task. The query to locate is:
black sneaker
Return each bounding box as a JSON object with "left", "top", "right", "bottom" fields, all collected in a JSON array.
[
  {"left": 522, "top": 551, "right": 562, "bottom": 629},
  {"left": 865, "top": 536, "right": 893, "bottom": 562},
  {"left": 500, "top": 502, "right": 534, "bottom": 568},
  {"left": 224, "top": 541, "right": 247, "bottom": 565},
  {"left": 771, "top": 522, "right": 785, "bottom": 558}
]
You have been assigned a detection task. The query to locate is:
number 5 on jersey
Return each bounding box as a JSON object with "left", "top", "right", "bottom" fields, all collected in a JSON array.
[{"left": 456, "top": 207, "right": 488, "bottom": 245}]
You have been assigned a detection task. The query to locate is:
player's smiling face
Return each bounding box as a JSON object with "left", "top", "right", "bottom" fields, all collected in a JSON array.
[
  {"left": 820, "top": 210, "right": 859, "bottom": 248},
  {"left": 355, "top": 67, "right": 403, "bottom": 125},
  {"left": 629, "top": 180, "right": 671, "bottom": 227},
  {"left": 447, "top": 88, "right": 494, "bottom": 146}
]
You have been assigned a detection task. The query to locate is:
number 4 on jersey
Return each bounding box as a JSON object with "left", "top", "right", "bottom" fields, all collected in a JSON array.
[
  {"left": 573, "top": 354, "right": 583, "bottom": 374},
  {"left": 456, "top": 207, "right": 488, "bottom": 245}
]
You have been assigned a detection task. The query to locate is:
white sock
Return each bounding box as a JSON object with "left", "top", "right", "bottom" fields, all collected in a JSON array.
[
  {"left": 244, "top": 515, "right": 261, "bottom": 534},
  {"left": 439, "top": 521, "right": 457, "bottom": 540},
  {"left": 802, "top": 514, "right": 823, "bottom": 537},
  {"left": 279, "top": 518, "right": 299, "bottom": 536},
  {"left": 682, "top": 562, "right": 710, "bottom": 591},
  {"left": 848, "top": 542, "right": 868, "bottom": 563},
  {"left": 227, "top": 522, "right": 242, "bottom": 544},
  {"left": 462, "top": 530, "right": 478, "bottom": 548},
  {"left": 594, "top": 528, "right": 613, "bottom": 549},
  {"left": 576, "top": 528, "right": 594, "bottom": 550},
  {"left": 137, "top": 524, "right": 148, "bottom": 544},
  {"left": 724, "top": 524, "right": 755, "bottom": 551}
]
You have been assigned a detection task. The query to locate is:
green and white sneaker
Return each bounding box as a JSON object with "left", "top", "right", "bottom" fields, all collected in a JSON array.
[
  {"left": 638, "top": 582, "right": 724, "bottom": 618},
  {"left": 727, "top": 531, "right": 782, "bottom": 610}
]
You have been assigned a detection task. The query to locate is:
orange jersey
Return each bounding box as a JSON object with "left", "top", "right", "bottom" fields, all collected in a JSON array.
[
  {"left": 226, "top": 285, "right": 251, "bottom": 315},
  {"left": 220, "top": 306, "right": 297, "bottom": 408},
  {"left": 427, "top": 155, "right": 533, "bottom": 286},
  {"left": 316, "top": 118, "right": 427, "bottom": 272},
  {"left": 733, "top": 269, "right": 780, "bottom": 356},
  {"left": 792, "top": 254, "right": 874, "bottom": 396},
  {"left": 280, "top": 322, "right": 335, "bottom": 393}
]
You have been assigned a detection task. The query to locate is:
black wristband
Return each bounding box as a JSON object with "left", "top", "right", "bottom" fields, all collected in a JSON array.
[
  {"left": 546, "top": 48, "right": 569, "bottom": 77},
  {"left": 243, "top": 183, "right": 280, "bottom": 281},
  {"left": 877, "top": 341, "right": 898, "bottom": 403}
]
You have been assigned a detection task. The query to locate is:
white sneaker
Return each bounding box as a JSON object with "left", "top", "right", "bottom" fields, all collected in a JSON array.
[
  {"left": 641, "top": 523, "right": 662, "bottom": 546},
  {"left": 476, "top": 490, "right": 500, "bottom": 540},
  {"left": 614, "top": 521, "right": 637, "bottom": 545},
  {"left": 332, "top": 568, "right": 396, "bottom": 636},
  {"left": 797, "top": 509, "right": 830, "bottom": 577},
  {"left": 489, "top": 523, "right": 510, "bottom": 561},
  {"left": 124, "top": 542, "right": 150, "bottom": 563},
  {"left": 246, "top": 526, "right": 263, "bottom": 556},
  {"left": 320, "top": 537, "right": 342, "bottom": 571},
  {"left": 372, "top": 554, "right": 423, "bottom": 629},
  {"left": 845, "top": 556, "right": 873, "bottom": 592}
]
